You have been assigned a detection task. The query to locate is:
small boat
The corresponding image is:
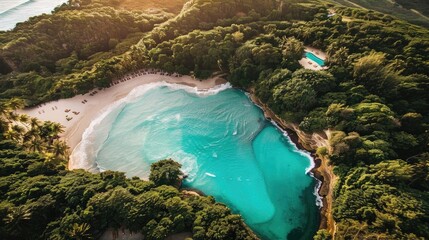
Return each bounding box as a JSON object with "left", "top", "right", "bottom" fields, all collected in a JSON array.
[{"left": 205, "top": 172, "right": 216, "bottom": 178}]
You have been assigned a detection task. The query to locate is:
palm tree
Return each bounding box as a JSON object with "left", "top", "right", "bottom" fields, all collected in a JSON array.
[
  {"left": 4, "top": 206, "right": 32, "bottom": 233},
  {"left": 0, "top": 102, "right": 12, "bottom": 118},
  {"left": 19, "top": 114, "right": 30, "bottom": 130},
  {"left": 50, "top": 140, "right": 69, "bottom": 159},
  {"left": 6, "top": 112, "right": 20, "bottom": 123},
  {"left": 28, "top": 137, "right": 44, "bottom": 152},
  {"left": 66, "top": 223, "right": 92, "bottom": 240},
  {"left": 6, "top": 97, "right": 25, "bottom": 111},
  {"left": 22, "top": 128, "right": 39, "bottom": 144},
  {"left": 5, "top": 125, "right": 25, "bottom": 143},
  {"left": 49, "top": 122, "right": 65, "bottom": 136},
  {"left": 4, "top": 130, "right": 17, "bottom": 142},
  {"left": 29, "top": 117, "right": 41, "bottom": 130},
  {"left": 21, "top": 117, "right": 42, "bottom": 147},
  {"left": 19, "top": 114, "right": 29, "bottom": 123},
  {"left": 0, "top": 98, "right": 24, "bottom": 124},
  {"left": 40, "top": 121, "right": 65, "bottom": 145}
]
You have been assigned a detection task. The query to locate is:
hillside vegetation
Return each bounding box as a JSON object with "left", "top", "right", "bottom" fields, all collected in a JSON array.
[
  {"left": 0, "top": 0, "right": 428, "bottom": 239},
  {"left": 118, "top": 0, "right": 188, "bottom": 14},
  {"left": 0, "top": 99, "right": 257, "bottom": 240},
  {"left": 327, "top": 0, "right": 429, "bottom": 27}
]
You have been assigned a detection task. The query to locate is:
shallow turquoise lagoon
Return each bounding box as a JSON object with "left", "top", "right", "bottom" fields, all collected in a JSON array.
[
  {"left": 0, "top": 0, "right": 67, "bottom": 31},
  {"left": 73, "top": 83, "right": 320, "bottom": 239},
  {"left": 305, "top": 52, "right": 325, "bottom": 67}
]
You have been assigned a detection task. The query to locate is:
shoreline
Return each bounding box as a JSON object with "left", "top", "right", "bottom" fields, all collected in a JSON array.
[
  {"left": 19, "top": 71, "right": 227, "bottom": 166},
  {"left": 20, "top": 71, "right": 334, "bottom": 236},
  {"left": 247, "top": 88, "right": 336, "bottom": 235}
]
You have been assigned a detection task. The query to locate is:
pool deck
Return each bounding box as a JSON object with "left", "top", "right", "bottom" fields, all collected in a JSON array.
[{"left": 299, "top": 46, "right": 328, "bottom": 71}]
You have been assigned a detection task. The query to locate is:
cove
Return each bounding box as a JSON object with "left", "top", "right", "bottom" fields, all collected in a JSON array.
[{"left": 71, "top": 82, "right": 320, "bottom": 240}]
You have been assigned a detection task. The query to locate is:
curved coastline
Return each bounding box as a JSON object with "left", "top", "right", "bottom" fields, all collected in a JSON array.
[
  {"left": 247, "top": 88, "right": 336, "bottom": 235},
  {"left": 20, "top": 71, "right": 328, "bottom": 237},
  {"left": 75, "top": 83, "right": 319, "bottom": 239},
  {"left": 19, "top": 72, "right": 227, "bottom": 161},
  {"left": 69, "top": 81, "right": 232, "bottom": 172}
]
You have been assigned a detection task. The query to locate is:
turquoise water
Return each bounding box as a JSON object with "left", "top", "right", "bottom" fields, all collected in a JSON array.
[
  {"left": 0, "top": 0, "right": 66, "bottom": 31},
  {"left": 305, "top": 52, "right": 325, "bottom": 67},
  {"left": 72, "top": 83, "right": 320, "bottom": 239}
]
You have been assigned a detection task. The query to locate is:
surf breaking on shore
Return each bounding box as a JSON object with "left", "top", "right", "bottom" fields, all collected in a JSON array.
[
  {"left": 68, "top": 81, "right": 232, "bottom": 173},
  {"left": 19, "top": 71, "right": 227, "bottom": 156},
  {"left": 20, "top": 71, "right": 323, "bottom": 237},
  {"left": 0, "top": 0, "right": 68, "bottom": 30},
  {"left": 20, "top": 70, "right": 323, "bottom": 209}
]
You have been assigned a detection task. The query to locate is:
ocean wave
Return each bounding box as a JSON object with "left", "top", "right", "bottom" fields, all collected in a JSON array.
[
  {"left": 243, "top": 91, "right": 323, "bottom": 208},
  {"left": 69, "top": 97, "right": 128, "bottom": 172},
  {"left": 243, "top": 90, "right": 317, "bottom": 174},
  {"left": 265, "top": 120, "right": 312, "bottom": 169},
  {"left": 205, "top": 172, "right": 216, "bottom": 178},
  {"left": 268, "top": 119, "right": 324, "bottom": 207},
  {"left": 312, "top": 173, "right": 324, "bottom": 208},
  {"left": 166, "top": 150, "right": 199, "bottom": 182},
  {"left": 166, "top": 81, "right": 232, "bottom": 96},
  {"left": 0, "top": 0, "right": 32, "bottom": 15},
  {"left": 0, "top": 0, "right": 68, "bottom": 31},
  {"left": 69, "top": 81, "right": 231, "bottom": 174}
]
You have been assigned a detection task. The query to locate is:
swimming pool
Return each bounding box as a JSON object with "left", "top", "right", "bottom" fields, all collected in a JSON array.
[{"left": 305, "top": 52, "right": 325, "bottom": 67}]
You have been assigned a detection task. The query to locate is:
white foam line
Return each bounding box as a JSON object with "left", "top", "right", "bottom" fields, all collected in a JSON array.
[
  {"left": 310, "top": 172, "right": 324, "bottom": 208},
  {"left": 0, "top": 0, "right": 31, "bottom": 15},
  {"left": 244, "top": 92, "right": 323, "bottom": 208},
  {"left": 269, "top": 120, "right": 324, "bottom": 208},
  {"left": 69, "top": 81, "right": 232, "bottom": 171}
]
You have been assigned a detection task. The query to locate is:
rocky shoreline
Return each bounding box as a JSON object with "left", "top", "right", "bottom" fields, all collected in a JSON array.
[{"left": 246, "top": 88, "right": 336, "bottom": 236}]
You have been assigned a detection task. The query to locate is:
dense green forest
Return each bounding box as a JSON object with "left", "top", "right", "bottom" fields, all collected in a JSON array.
[
  {"left": 327, "top": 0, "right": 429, "bottom": 28},
  {"left": 0, "top": 0, "right": 428, "bottom": 239},
  {"left": 0, "top": 101, "right": 257, "bottom": 239}
]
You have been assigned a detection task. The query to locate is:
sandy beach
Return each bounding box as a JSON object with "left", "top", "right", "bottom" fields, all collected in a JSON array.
[{"left": 19, "top": 71, "right": 227, "bottom": 153}]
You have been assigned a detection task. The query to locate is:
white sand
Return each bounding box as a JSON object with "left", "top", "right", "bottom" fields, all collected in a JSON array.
[
  {"left": 99, "top": 228, "right": 143, "bottom": 240},
  {"left": 19, "top": 72, "right": 227, "bottom": 153},
  {"left": 99, "top": 228, "right": 191, "bottom": 240},
  {"left": 299, "top": 46, "right": 329, "bottom": 71}
]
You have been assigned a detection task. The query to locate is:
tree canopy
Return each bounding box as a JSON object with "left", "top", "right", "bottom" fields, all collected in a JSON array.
[
  {"left": 0, "top": 0, "right": 428, "bottom": 239},
  {"left": 149, "top": 159, "right": 183, "bottom": 187}
]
